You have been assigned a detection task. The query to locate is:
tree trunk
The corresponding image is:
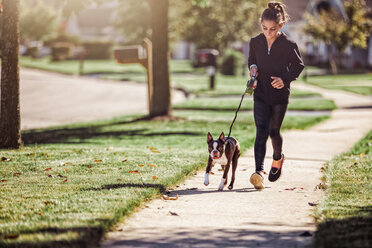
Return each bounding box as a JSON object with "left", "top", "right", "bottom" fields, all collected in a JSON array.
[
  {"left": 0, "top": 0, "right": 21, "bottom": 149},
  {"left": 147, "top": 0, "right": 171, "bottom": 117},
  {"left": 327, "top": 44, "right": 338, "bottom": 75}
]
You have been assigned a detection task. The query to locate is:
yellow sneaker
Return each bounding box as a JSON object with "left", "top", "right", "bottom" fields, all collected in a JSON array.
[{"left": 250, "top": 172, "right": 264, "bottom": 190}]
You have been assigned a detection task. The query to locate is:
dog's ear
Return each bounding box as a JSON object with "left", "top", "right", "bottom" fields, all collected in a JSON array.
[
  {"left": 207, "top": 132, "right": 213, "bottom": 143},
  {"left": 219, "top": 132, "right": 225, "bottom": 143}
]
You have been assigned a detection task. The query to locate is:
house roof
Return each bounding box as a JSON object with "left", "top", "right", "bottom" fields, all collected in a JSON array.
[
  {"left": 283, "top": 0, "right": 311, "bottom": 22},
  {"left": 77, "top": 9, "right": 113, "bottom": 29}
]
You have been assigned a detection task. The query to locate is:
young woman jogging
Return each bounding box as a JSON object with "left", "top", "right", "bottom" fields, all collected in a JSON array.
[{"left": 248, "top": 1, "right": 305, "bottom": 189}]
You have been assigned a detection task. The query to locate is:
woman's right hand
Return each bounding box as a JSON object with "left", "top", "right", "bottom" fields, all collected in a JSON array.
[{"left": 250, "top": 66, "right": 258, "bottom": 78}]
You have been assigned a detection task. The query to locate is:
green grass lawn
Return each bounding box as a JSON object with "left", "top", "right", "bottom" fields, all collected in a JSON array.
[
  {"left": 173, "top": 97, "right": 336, "bottom": 111},
  {"left": 313, "top": 130, "right": 372, "bottom": 248},
  {"left": 305, "top": 73, "right": 372, "bottom": 95},
  {"left": 0, "top": 110, "right": 329, "bottom": 247},
  {"left": 19, "top": 57, "right": 199, "bottom": 77},
  {"left": 21, "top": 56, "right": 372, "bottom": 96},
  {"left": 20, "top": 57, "right": 320, "bottom": 98}
]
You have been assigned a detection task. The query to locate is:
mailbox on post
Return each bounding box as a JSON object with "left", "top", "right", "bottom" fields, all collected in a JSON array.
[
  {"left": 195, "top": 49, "right": 219, "bottom": 90},
  {"left": 114, "top": 39, "right": 153, "bottom": 113},
  {"left": 196, "top": 49, "right": 219, "bottom": 67},
  {"left": 114, "top": 45, "right": 146, "bottom": 65}
]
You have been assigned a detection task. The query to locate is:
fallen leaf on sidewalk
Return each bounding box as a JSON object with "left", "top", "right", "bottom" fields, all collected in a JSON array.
[
  {"left": 308, "top": 202, "right": 318, "bottom": 207},
  {"left": 284, "top": 187, "right": 295, "bottom": 191},
  {"left": 283, "top": 187, "right": 305, "bottom": 191},
  {"left": 169, "top": 211, "right": 179, "bottom": 216},
  {"left": 162, "top": 194, "right": 178, "bottom": 200}
]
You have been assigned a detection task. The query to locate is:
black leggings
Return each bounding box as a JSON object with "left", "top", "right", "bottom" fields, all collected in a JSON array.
[{"left": 253, "top": 98, "right": 287, "bottom": 172}]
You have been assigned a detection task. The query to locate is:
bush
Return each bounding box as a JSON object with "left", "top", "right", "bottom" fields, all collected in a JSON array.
[
  {"left": 82, "top": 40, "right": 113, "bottom": 59},
  {"left": 51, "top": 42, "right": 74, "bottom": 61},
  {"left": 220, "top": 49, "right": 244, "bottom": 76},
  {"left": 27, "top": 46, "right": 40, "bottom": 59}
]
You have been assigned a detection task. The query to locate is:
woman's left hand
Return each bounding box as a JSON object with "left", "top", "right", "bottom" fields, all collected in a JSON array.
[{"left": 271, "top": 76, "right": 284, "bottom": 89}]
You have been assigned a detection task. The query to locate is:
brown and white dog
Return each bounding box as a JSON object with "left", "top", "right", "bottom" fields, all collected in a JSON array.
[{"left": 204, "top": 132, "right": 241, "bottom": 190}]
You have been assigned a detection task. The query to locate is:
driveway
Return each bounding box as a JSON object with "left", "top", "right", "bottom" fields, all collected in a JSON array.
[{"left": 18, "top": 68, "right": 185, "bottom": 129}]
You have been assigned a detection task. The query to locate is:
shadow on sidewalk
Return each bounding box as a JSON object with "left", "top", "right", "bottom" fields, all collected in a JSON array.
[
  {"left": 101, "top": 227, "right": 314, "bottom": 248},
  {"left": 168, "top": 187, "right": 268, "bottom": 196}
]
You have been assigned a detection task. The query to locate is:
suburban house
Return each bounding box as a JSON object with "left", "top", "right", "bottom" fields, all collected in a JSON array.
[
  {"left": 64, "top": 2, "right": 123, "bottom": 43},
  {"left": 59, "top": 0, "right": 372, "bottom": 68},
  {"left": 282, "top": 0, "right": 372, "bottom": 68}
]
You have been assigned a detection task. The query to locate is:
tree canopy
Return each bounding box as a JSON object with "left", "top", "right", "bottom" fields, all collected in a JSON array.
[
  {"left": 115, "top": 0, "right": 268, "bottom": 51},
  {"left": 304, "top": 0, "right": 372, "bottom": 52},
  {"left": 20, "top": 0, "right": 59, "bottom": 42},
  {"left": 175, "top": 0, "right": 268, "bottom": 51}
]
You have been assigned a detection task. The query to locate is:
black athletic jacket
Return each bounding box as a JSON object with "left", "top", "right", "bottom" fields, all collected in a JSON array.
[{"left": 248, "top": 32, "right": 304, "bottom": 105}]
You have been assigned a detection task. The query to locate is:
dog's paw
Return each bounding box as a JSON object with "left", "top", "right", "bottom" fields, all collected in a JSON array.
[
  {"left": 218, "top": 178, "right": 226, "bottom": 191},
  {"left": 228, "top": 185, "right": 233, "bottom": 190},
  {"left": 204, "top": 173, "right": 210, "bottom": 186}
]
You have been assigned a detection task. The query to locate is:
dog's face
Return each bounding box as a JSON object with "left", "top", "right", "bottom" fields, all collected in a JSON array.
[{"left": 207, "top": 132, "right": 226, "bottom": 160}]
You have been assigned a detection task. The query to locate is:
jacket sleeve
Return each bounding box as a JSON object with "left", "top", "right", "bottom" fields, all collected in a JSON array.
[
  {"left": 281, "top": 42, "right": 304, "bottom": 85},
  {"left": 248, "top": 39, "right": 257, "bottom": 69}
]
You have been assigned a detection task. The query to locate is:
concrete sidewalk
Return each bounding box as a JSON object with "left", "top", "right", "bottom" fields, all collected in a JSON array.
[
  {"left": 19, "top": 68, "right": 185, "bottom": 130},
  {"left": 100, "top": 84, "right": 372, "bottom": 248}
]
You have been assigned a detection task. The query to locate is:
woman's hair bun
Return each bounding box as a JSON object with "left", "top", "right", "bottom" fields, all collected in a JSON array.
[
  {"left": 261, "top": 1, "right": 290, "bottom": 24},
  {"left": 268, "top": 2, "right": 281, "bottom": 10}
]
